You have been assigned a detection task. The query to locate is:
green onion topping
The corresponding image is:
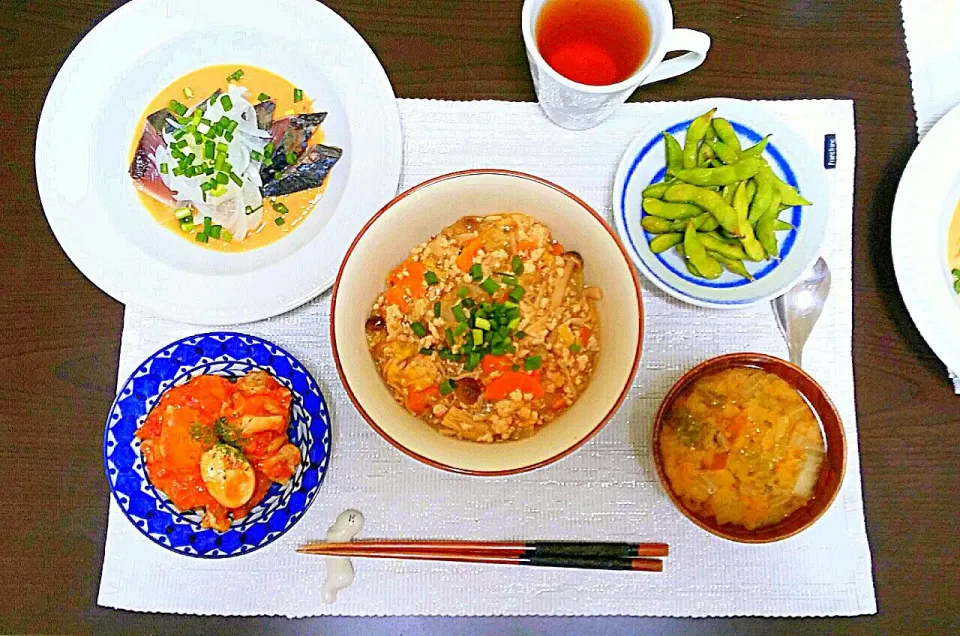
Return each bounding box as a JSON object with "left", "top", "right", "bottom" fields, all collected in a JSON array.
[
  {"left": 424, "top": 271, "right": 439, "bottom": 286},
  {"left": 227, "top": 68, "right": 244, "bottom": 82},
  {"left": 524, "top": 355, "right": 542, "bottom": 371},
  {"left": 411, "top": 321, "right": 428, "bottom": 337},
  {"left": 439, "top": 379, "right": 456, "bottom": 396},
  {"left": 469, "top": 263, "right": 483, "bottom": 281},
  {"left": 293, "top": 87, "right": 304, "bottom": 103}
]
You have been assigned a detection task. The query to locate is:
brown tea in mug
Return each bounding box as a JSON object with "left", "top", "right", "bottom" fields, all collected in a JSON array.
[{"left": 535, "top": 0, "right": 652, "bottom": 86}]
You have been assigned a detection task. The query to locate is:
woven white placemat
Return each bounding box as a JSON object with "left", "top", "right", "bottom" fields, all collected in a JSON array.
[
  {"left": 901, "top": 0, "right": 960, "bottom": 391},
  {"left": 98, "top": 98, "right": 875, "bottom": 617}
]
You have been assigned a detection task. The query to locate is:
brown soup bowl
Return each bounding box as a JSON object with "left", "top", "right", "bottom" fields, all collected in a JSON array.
[{"left": 652, "top": 352, "right": 846, "bottom": 543}]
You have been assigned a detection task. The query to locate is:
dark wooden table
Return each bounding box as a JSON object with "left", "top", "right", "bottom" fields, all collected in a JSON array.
[{"left": 2, "top": 0, "right": 957, "bottom": 633}]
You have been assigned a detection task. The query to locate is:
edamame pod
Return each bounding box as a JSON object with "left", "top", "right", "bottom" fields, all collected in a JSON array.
[
  {"left": 697, "top": 143, "right": 715, "bottom": 167},
  {"left": 711, "top": 252, "right": 753, "bottom": 280},
  {"left": 756, "top": 212, "right": 779, "bottom": 259},
  {"left": 683, "top": 221, "right": 723, "bottom": 279},
  {"left": 668, "top": 156, "right": 764, "bottom": 187},
  {"left": 741, "top": 135, "right": 771, "bottom": 158},
  {"left": 700, "top": 232, "right": 748, "bottom": 260},
  {"left": 721, "top": 184, "right": 735, "bottom": 205},
  {"left": 663, "top": 132, "right": 683, "bottom": 174},
  {"left": 773, "top": 219, "right": 795, "bottom": 231},
  {"left": 706, "top": 137, "right": 739, "bottom": 164},
  {"left": 683, "top": 109, "right": 717, "bottom": 169},
  {"left": 664, "top": 183, "right": 742, "bottom": 237},
  {"left": 748, "top": 165, "right": 776, "bottom": 224},
  {"left": 643, "top": 198, "right": 703, "bottom": 220},
  {"left": 746, "top": 179, "right": 757, "bottom": 203},
  {"left": 675, "top": 244, "right": 703, "bottom": 278},
  {"left": 732, "top": 181, "right": 765, "bottom": 262},
  {"left": 642, "top": 181, "right": 673, "bottom": 199},
  {"left": 693, "top": 213, "right": 720, "bottom": 232},
  {"left": 712, "top": 118, "right": 742, "bottom": 153},
  {"left": 641, "top": 216, "right": 686, "bottom": 234},
  {"left": 649, "top": 233, "right": 683, "bottom": 253},
  {"left": 771, "top": 174, "right": 813, "bottom": 206}
]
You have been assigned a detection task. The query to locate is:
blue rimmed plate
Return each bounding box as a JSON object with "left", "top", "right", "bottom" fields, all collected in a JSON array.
[
  {"left": 613, "top": 99, "right": 828, "bottom": 308},
  {"left": 104, "top": 332, "right": 331, "bottom": 558}
]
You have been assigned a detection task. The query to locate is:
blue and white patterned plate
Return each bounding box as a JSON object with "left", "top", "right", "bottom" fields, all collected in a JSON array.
[
  {"left": 103, "top": 332, "right": 331, "bottom": 558},
  {"left": 613, "top": 99, "right": 829, "bottom": 309}
]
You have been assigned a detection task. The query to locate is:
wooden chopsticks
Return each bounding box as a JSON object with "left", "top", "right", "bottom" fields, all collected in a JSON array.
[{"left": 297, "top": 540, "right": 669, "bottom": 572}]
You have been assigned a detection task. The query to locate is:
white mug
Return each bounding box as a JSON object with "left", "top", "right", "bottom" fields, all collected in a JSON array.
[{"left": 522, "top": 0, "right": 711, "bottom": 130}]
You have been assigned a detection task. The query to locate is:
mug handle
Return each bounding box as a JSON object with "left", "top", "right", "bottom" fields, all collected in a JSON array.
[{"left": 639, "top": 29, "right": 711, "bottom": 86}]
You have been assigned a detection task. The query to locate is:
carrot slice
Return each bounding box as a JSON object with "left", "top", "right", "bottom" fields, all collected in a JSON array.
[
  {"left": 578, "top": 326, "right": 592, "bottom": 348},
  {"left": 483, "top": 371, "right": 544, "bottom": 401},
  {"left": 551, "top": 242, "right": 564, "bottom": 256},
  {"left": 481, "top": 354, "right": 511, "bottom": 375},
  {"left": 406, "top": 384, "right": 440, "bottom": 414},
  {"left": 517, "top": 240, "right": 538, "bottom": 252},
  {"left": 456, "top": 238, "right": 484, "bottom": 272}
]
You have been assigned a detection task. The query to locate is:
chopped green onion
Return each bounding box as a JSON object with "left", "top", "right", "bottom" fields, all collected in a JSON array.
[
  {"left": 226, "top": 119, "right": 239, "bottom": 133},
  {"left": 453, "top": 323, "right": 467, "bottom": 337},
  {"left": 203, "top": 216, "right": 212, "bottom": 233},
  {"left": 274, "top": 216, "right": 285, "bottom": 225},
  {"left": 511, "top": 364, "right": 520, "bottom": 372},
  {"left": 220, "top": 94, "right": 233, "bottom": 111},
  {"left": 168, "top": 99, "right": 187, "bottom": 116},
  {"left": 434, "top": 301, "right": 442, "bottom": 317},
  {"left": 208, "top": 224, "right": 222, "bottom": 240},
  {"left": 257, "top": 92, "right": 271, "bottom": 101},
  {"left": 515, "top": 331, "right": 527, "bottom": 339},
  {"left": 273, "top": 202, "right": 289, "bottom": 215},
  {"left": 411, "top": 322, "right": 427, "bottom": 337},
  {"left": 221, "top": 230, "right": 233, "bottom": 243},
  {"left": 451, "top": 305, "right": 467, "bottom": 323},
  {"left": 159, "top": 163, "right": 169, "bottom": 174},
  {"left": 424, "top": 271, "right": 439, "bottom": 285},
  {"left": 472, "top": 329, "right": 483, "bottom": 346},
  {"left": 204, "top": 141, "right": 215, "bottom": 160},
  {"left": 480, "top": 278, "right": 499, "bottom": 294},
  {"left": 224, "top": 131, "right": 234, "bottom": 142},
  {"left": 214, "top": 154, "right": 226, "bottom": 171},
  {"left": 182, "top": 87, "right": 194, "bottom": 99},
  {"left": 474, "top": 317, "right": 491, "bottom": 331},
  {"left": 229, "top": 171, "right": 243, "bottom": 187},
  {"left": 293, "top": 87, "right": 304, "bottom": 103},
  {"left": 420, "top": 347, "right": 434, "bottom": 356},
  {"left": 285, "top": 151, "right": 298, "bottom": 165},
  {"left": 250, "top": 149, "right": 262, "bottom": 161},
  {"left": 469, "top": 263, "right": 483, "bottom": 281},
  {"left": 264, "top": 142, "right": 275, "bottom": 155},
  {"left": 499, "top": 275, "right": 518, "bottom": 286},
  {"left": 525, "top": 355, "right": 542, "bottom": 371},
  {"left": 570, "top": 343, "right": 582, "bottom": 353},
  {"left": 172, "top": 166, "right": 183, "bottom": 177},
  {"left": 174, "top": 206, "right": 192, "bottom": 220},
  {"left": 210, "top": 184, "right": 228, "bottom": 197},
  {"left": 439, "top": 379, "right": 456, "bottom": 396},
  {"left": 227, "top": 68, "right": 244, "bottom": 82},
  {"left": 445, "top": 328, "right": 455, "bottom": 346},
  {"left": 215, "top": 172, "right": 229, "bottom": 185},
  {"left": 195, "top": 232, "right": 208, "bottom": 243},
  {"left": 511, "top": 255, "right": 524, "bottom": 275},
  {"left": 508, "top": 286, "right": 525, "bottom": 302},
  {"left": 490, "top": 344, "right": 507, "bottom": 356},
  {"left": 457, "top": 286, "right": 469, "bottom": 298},
  {"left": 507, "top": 317, "right": 521, "bottom": 330},
  {"left": 465, "top": 352, "right": 481, "bottom": 371}
]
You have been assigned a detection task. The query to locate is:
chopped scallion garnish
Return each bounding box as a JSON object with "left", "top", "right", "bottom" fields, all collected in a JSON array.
[
  {"left": 159, "top": 163, "right": 169, "bottom": 174},
  {"left": 293, "top": 87, "right": 304, "bottom": 103},
  {"left": 220, "top": 94, "right": 233, "bottom": 111},
  {"left": 445, "top": 328, "right": 455, "bottom": 346},
  {"left": 411, "top": 321, "right": 428, "bottom": 337},
  {"left": 274, "top": 202, "right": 289, "bottom": 214},
  {"left": 209, "top": 224, "right": 222, "bottom": 240},
  {"left": 285, "top": 151, "right": 298, "bottom": 165},
  {"left": 475, "top": 317, "right": 491, "bottom": 331},
  {"left": 451, "top": 305, "right": 467, "bottom": 323},
  {"left": 274, "top": 216, "right": 285, "bottom": 225},
  {"left": 508, "top": 286, "right": 525, "bottom": 302},
  {"left": 569, "top": 343, "right": 582, "bottom": 353},
  {"left": 525, "top": 355, "right": 542, "bottom": 371},
  {"left": 168, "top": 99, "right": 187, "bottom": 116},
  {"left": 174, "top": 206, "right": 192, "bottom": 220},
  {"left": 183, "top": 87, "right": 194, "bottom": 99},
  {"left": 257, "top": 92, "right": 271, "bottom": 101},
  {"left": 472, "top": 329, "right": 483, "bottom": 346},
  {"left": 227, "top": 68, "right": 244, "bottom": 82},
  {"left": 439, "top": 379, "right": 456, "bottom": 396},
  {"left": 434, "top": 301, "right": 442, "bottom": 318},
  {"left": 424, "top": 271, "right": 439, "bottom": 285},
  {"left": 221, "top": 230, "right": 233, "bottom": 242},
  {"left": 229, "top": 171, "right": 243, "bottom": 187},
  {"left": 469, "top": 263, "right": 483, "bottom": 281},
  {"left": 511, "top": 255, "right": 524, "bottom": 275},
  {"left": 479, "top": 278, "right": 499, "bottom": 294}
]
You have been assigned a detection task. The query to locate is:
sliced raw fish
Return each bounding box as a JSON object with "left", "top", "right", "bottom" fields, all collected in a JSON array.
[
  {"left": 261, "top": 143, "right": 342, "bottom": 197},
  {"left": 261, "top": 113, "right": 327, "bottom": 181},
  {"left": 254, "top": 100, "right": 276, "bottom": 131},
  {"left": 129, "top": 122, "right": 175, "bottom": 205}
]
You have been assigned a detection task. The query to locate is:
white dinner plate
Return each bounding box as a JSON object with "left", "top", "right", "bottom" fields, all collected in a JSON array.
[
  {"left": 613, "top": 98, "right": 828, "bottom": 309},
  {"left": 36, "top": 0, "right": 402, "bottom": 325},
  {"left": 891, "top": 103, "right": 960, "bottom": 374}
]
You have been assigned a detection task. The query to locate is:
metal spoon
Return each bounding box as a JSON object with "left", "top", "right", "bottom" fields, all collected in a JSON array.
[{"left": 772, "top": 257, "right": 831, "bottom": 368}]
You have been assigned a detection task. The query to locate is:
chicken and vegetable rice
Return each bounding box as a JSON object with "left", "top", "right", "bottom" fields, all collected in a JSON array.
[{"left": 365, "top": 213, "right": 601, "bottom": 442}]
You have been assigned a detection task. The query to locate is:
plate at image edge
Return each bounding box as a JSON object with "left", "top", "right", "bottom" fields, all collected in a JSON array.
[
  {"left": 613, "top": 98, "right": 829, "bottom": 309},
  {"left": 36, "top": 0, "right": 402, "bottom": 324},
  {"left": 104, "top": 332, "right": 331, "bottom": 558},
  {"left": 891, "top": 102, "right": 960, "bottom": 375}
]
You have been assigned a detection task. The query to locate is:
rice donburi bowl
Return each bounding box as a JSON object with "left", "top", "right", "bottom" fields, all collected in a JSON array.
[{"left": 332, "top": 170, "right": 643, "bottom": 475}]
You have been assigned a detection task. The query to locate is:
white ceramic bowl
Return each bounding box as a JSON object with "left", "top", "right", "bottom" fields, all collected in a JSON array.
[{"left": 332, "top": 170, "right": 644, "bottom": 475}]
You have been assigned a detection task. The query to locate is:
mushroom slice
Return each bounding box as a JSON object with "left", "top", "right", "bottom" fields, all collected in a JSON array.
[{"left": 549, "top": 251, "right": 583, "bottom": 311}]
